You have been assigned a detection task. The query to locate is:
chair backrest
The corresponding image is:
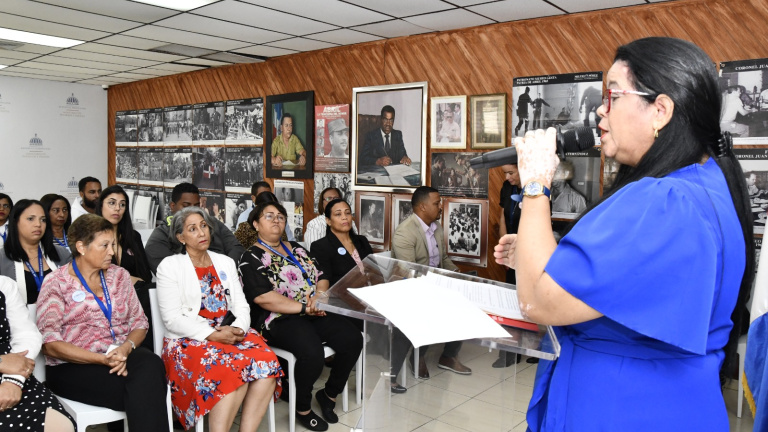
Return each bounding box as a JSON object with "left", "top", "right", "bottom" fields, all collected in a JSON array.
[
  {"left": 148, "top": 289, "right": 166, "bottom": 356},
  {"left": 27, "top": 304, "right": 46, "bottom": 382}
]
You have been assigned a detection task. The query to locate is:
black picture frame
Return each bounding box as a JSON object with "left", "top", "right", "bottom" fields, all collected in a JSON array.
[{"left": 265, "top": 91, "right": 314, "bottom": 179}]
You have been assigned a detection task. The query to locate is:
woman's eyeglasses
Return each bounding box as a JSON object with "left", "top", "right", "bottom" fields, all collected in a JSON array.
[
  {"left": 105, "top": 200, "right": 127, "bottom": 210},
  {"left": 262, "top": 212, "right": 286, "bottom": 223},
  {"left": 323, "top": 196, "right": 341, "bottom": 202},
  {"left": 602, "top": 89, "right": 653, "bottom": 113}
]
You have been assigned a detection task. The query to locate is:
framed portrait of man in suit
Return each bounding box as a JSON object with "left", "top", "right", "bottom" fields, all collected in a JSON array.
[
  {"left": 442, "top": 197, "right": 489, "bottom": 267},
  {"left": 352, "top": 82, "right": 428, "bottom": 192}
]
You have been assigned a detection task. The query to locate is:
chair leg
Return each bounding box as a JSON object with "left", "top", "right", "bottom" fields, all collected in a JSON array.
[
  {"left": 342, "top": 382, "right": 349, "bottom": 412},
  {"left": 268, "top": 397, "right": 276, "bottom": 432},
  {"left": 124, "top": 418, "right": 129, "bottom": 431},
  {"left": 288, "top": 356, "right": 296, "bottom": 432},
  {"left": 355, "top": 354, "right": 363, "bottom": 406},
  {"left": 738, "top": 352, "right": 745, "bottom": 418}
]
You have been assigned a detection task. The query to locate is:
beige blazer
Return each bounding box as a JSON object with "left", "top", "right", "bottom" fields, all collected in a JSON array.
[{"left": 391, "top": 214, "right": 458, "bottom": 271}]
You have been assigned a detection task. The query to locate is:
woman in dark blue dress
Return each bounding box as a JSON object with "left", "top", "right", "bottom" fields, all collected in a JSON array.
[{"left": 495, "top": 37, "right": 754, "bottom": 431}]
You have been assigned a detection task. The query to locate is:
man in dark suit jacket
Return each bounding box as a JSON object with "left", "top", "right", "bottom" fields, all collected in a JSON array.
[
  {"left": 391, "top": 186, "right": 471, "bottom": 379},
  {"left": 359, "top": 105, "right": 412, "bottom": 167}
]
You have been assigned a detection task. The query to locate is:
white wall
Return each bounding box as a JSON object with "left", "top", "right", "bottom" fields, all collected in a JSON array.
[{"left": 0, "top": 75, "right": 107, "bottom": 202}]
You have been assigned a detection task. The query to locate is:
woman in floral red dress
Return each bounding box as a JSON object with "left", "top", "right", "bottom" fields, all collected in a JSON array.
[{"left": 156, "top": 207, "right": 282, "bottom": 432}]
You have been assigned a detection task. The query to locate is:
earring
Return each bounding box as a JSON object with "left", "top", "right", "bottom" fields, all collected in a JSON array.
[{"left": 654, "top": 128, "right": 659, "bottom": 139}]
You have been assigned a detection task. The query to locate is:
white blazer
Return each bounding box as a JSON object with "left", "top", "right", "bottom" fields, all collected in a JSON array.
[
  {"left": 156, "top": 251, "right": 251, "bottom": 341},
  {"left": 0, "top": 276, "right": 42, "bottom": 385}
]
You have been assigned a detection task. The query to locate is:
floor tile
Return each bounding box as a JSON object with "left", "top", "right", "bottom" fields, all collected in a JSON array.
[
  {"left": 438, "top": 398, "right": 524, "bottom": 432},
  {"left": 474, "top": 381, "right": 533, "bottom": 413},
  {"left": 390, "top": 381, "right": 471, "bottom": 418},
  {"left": 424, "top": 366, "right": 501, "bottom": 398},
  {"left": 412, "top": 419, "right": 473, "bottom": 431}
]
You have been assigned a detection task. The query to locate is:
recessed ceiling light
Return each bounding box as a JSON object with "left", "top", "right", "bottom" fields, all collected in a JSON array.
[
  {"left": 0, "top": 28, "right": 83, "bottom": 48},
  {"left": 0, "top": 65, "right": 7, "bottom": 70},
  {"left": 133, "top": 0, "right": 220, "bottom": 11}
]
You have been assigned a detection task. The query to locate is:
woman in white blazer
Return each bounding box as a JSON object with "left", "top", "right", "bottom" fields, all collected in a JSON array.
[{"left": 155, "top": 206, "right": 283, "bottom": 432}]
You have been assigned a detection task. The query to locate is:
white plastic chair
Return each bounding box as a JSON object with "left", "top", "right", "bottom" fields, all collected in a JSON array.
[
  {"left": 29, "top": 305, "right": 130, "bottom": 432},
  {"left": 737, "top": 333, "right": 748, "bottom": 418},
  {"left": 148, "top": 289, "right": 275, "bottom": 432}
]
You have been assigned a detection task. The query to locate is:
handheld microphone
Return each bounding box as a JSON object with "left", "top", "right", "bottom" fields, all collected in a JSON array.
[{"left": 469, "top": 127, "right": 596, "bottom": 169}]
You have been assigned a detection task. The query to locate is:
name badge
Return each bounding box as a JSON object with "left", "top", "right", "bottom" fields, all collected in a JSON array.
[
  {"left": 337, "top": 247, "right": 347, "bottom": 256},
  {"left": 220, "top": 271, "right": 227, "bottom": 281},
  {"left": 72, "top": 291, "right": 86, "bottom": 302}
]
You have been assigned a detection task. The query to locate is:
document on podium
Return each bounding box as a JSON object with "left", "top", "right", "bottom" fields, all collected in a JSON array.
[
  {"left": 423, "top": 272, "right": 525, "bottom": 321},
  {"left": 348, "top": 278, "right": 510, "bottom": 348}
]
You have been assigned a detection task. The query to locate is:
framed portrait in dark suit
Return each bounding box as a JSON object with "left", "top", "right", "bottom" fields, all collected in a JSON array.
[
  {"left": 352, "top": 82, "right": 428, "bottom": 192},
  {"left": 442, "top": 197, "right": 489, "bottom": 267},
  {"left": 355, "top": 191, "right": 391, "bottom": 251},
  {"left": 265, "top": 91, "right": 314, "bottom": 179}
]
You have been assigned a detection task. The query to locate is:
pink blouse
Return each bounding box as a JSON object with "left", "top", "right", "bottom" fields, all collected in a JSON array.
[{"left": 36, "top": 263, "right": 149, "bottom": 366}]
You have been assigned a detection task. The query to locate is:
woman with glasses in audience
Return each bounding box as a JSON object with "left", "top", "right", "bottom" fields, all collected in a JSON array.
[
  {"left": 0, "top": 193, "right": 13, "bottom": 249},
  {"left": 0, "top": 200, "right": 71, "bottom": 304},
  {"left": 239, "top": 201, "right": 362, "bottom": 432},
  {"left": 156, "top": 206, "right": 281, "bottom": 432},
  {"left": 234, "top": 191, "right": 289, "bottom": 249},
  {"left": 36, "top": 214, "right": 168, "bottom": 431},
  {"left": 40, "top": 194, "right": 71, "bottom": 251},
  {"left": 95, "top": 185, "right": 155, "bottom": 349}
]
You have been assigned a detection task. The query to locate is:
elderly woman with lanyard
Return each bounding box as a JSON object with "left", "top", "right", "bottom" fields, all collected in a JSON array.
[
  {"left": 239, "top": 201, "right": 362, "bottom": 432},
  {"left": 0, "top": 199, "right": 70, "bottom": 304}
]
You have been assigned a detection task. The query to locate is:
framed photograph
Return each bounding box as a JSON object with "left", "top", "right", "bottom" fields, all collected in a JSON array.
[
  {"left": 720, "top": 59, "right": 768, "bottom": 145},
  {"left": 391, "top": 193, "right": 413, "bottom": 238},
  {"left": 355, "top": 191, "right": 391, "bottom": 251},
  {"left": 470, "top": 94, "right": 506, "bottom": 149},
  {"left": 431, "top": 96, "right": 467, "bottom": 149},
  {"left": 551, "top": 148, "right": 601, "bottom": 220},
  {"left": 225, "top": 98, "right": 264, "bottom": 145},
  {"left": 735, "top": 148, "right": 768, "bottom": 235},
  {"left": 442, "top": 197, "right": 489, "bottom": 267},
  {"left": 315, "top": 104, "right": 350, "bottom": 172},
  {"left": 274, "top": 179, "right": 306, "bottom": 241},
  {"left": 313, "top": 173, "right": 354, "bottom": 215},
  {"left": 352, "top": 82, "right": 428, "bottom": 191},
  {"left": 431, "top": 152, "right": 489, "bottom": 198},
  {"left": 266, "top": 91, "right": 314, "bottom": 179},
  {"left": 192, "top": 102, "right": 226, "bottom": 145},
  {"left": 163, "top": 105, "right": 193, "bottom": 145}
]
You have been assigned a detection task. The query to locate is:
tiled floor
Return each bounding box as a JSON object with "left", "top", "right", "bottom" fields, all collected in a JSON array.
[{"left": 86, "top": 343, "right": 755, "bottom": 431}]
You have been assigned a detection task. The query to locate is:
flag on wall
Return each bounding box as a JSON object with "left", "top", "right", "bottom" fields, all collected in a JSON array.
[{"left": 744, "top": 243, "right": 768, "bottom": 429}]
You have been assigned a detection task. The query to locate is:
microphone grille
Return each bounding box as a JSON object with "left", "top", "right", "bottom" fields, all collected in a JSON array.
[{"left": 562, "top": 127, "right": 595, "bottom": 152}]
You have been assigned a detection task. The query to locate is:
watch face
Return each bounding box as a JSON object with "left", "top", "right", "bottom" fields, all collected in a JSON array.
[{"left": 525, "top": 182, "right": 542, "bottom": 195}]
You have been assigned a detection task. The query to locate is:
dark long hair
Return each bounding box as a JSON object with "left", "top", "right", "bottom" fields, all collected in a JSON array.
[
  {"left": 95, "top": 185, "right": 150, "bottom": 279},
  {"left": 580, "top": 37, "right": 754, "bottom": 376},
  {"left": 40, "top": 194, "right": 72, "bottom": 233},
  {"left": 4, "top": 199, "right": 60, "bottom": 263}
]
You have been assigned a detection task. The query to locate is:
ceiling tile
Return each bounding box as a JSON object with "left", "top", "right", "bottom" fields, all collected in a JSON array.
[
  {"left": 307, "top": 29, "right": 382, "bottom": 45},
  {"left": 233, "top": 45, "right": 298, "bottom": 58},
  {"left": 73, "top": 43, "right": 186, "bottom": 62},
  {"left": 547, "top": 0, "right": 644, "bottom": 13},
  {"left": 0, "top": 57, "right": 25, "bottom": 66},
  {"left": 131, "top": 67, "right": 184, "bottom": 76},
  {"left": 449, "top": 0, "right": 501, "bottom": 5},
  {"left": 404, "top": 9, "right": 494, "bottom": 31},
  {"left": 19, "top": 61, "right": 113, "bottom": 75},
  {"left": 3, "top": 65, "right": 99, "bottom": 79},
  {"left": 0, "top": 50, "right": 40, "bottom": 61},
  {"left": 77, "top": 78, "right": 129, "bottom": 85},
  {"left": 175, "top": 58, "right": 229, "bottom": 66},
  {"left": 141, "top": 63, "right": 206, "bottom": 72},
  {"left": 35, "top": 55, "right": 137, "bottom": 72},
  {"left": 467, "top": 0, "right": 564, "bottom": 22},
  {"left": 123, "top": 25, "right": 251, "bottom": 51},
  {"left": 108, "top": 72, "right": 161, "bottom": 80},
  {"left": 155, "top": 14, "right": 289, "bottom": 44},
  {"left": 95, "top": 34, "right": 171, "bottom": 50},
  {"left": 346, "top": 0, "right": 453, "bottom": 18},
  {"left": 0, "top": 70, "right": 76, "bottom": 82},
  {"left": 0, "top": 0, "right": 142, "bottom": 33},
  {"left": 197, "top": 0, "right": 338, "bottom": 36},
  {"left": 52, "top": 50, "right": 161, "bottom": 67},
  {"left": 351, "top": 19, "right": 434, "bottom": 38},
  {"left": 14, "top": 44, "right": 61, "bottom": 55},
  {"left": 240, "top": 0, "right": 389, "bottom": 27},
  {"left": 0, "top": 13, "right": 109, "bottom": 41},
  {"left": 32, "top": 0, "right": 180, "bottom": 23},
  {"left": 267, "top": 38, "right": 337, "bottom": 52}
]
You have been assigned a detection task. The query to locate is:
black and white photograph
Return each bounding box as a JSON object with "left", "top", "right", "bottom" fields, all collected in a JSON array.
[
  {"left": 225, "top": 147, "right": 263, "bottom": 192},
  {"left": 115, "top": 110, "right": 138, "bottom": 145},
  {"left": 511, "top": 72, "right": 603, "bottom": 143},
  {"left": 391, "top": 193, "right": 413, "bottom": 237},
  {"left": 137, "top": 108, "right": 163, "bottom": 144},
  {"left": 136, "top": 185, "right": 165, "bottom": 227},
  {"left": 719, "top": 59, "right": 768, "bottom": 145},
  {"left": 442, "top": 198, "right": 489, "bottom": 267},
  {"left": 162, "top": 187, "right": 173, "bottom": 222},
  {"left": 116, "top": 146, "right": 138, "bottom": 183},
  {"left": 551, "top": 148, "right": 602, "bottom": 220},
  {"left": 602, "top": 156, "right": 620, "bottom": 194},
  {"left": 352, "top": 82, "right": 427, "bottom": 191},
  {"left": 431, "top": 152, "right": 489, "bottom": 198},
  {"left": 274, "top": 179, "right": 305, "bottom": 241},
  {"left": 199, "top": 190, "right": 226, "bottom": 225},
  {"left": 163, "top": 147, "right": 192, "bottom": 186},
  {"left": 193, "top": 147, "right": 225, "bottom": 191},
  {"left": 163, "top": 105, "right": 194, "bottom": 144},
  {"left": 193, "top": 101, "right": 226, "bottom": 145},
  {"left": 225, "top": 98, "right": 263, "bottom": 145},
  {"left": 431, "top": 96, "right": 467, "bottom": 149},
  {"left": 225, "top": 192, "right": 250, "bottom": 232},
  {"left": 735, "top": 148, "right": 768, "bottom": 234},
  {"left": 138, "top": 147, "right": 164, "bottom": 186},
  {"left": 266, "top": 91, "right": 314, "bottom": 179},
  {"left": 755, "top": 238, "right": 762, "bottom": 271},
  {"left": 470, "top": 94, "right": 506, "bottom": 149},
  {"left": 359, "top": 197, "right": 385, "bottom": 242},
  {"left": 313, "top": 173, "right": 354, "bottom": 214}
]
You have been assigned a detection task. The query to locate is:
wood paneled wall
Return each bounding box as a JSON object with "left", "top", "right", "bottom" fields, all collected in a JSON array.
[{"left": 108, "top": 0, "right": 768, "bottom": 281}]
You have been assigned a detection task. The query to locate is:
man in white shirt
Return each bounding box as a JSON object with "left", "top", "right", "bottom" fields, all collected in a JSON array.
[
  {"left": 236, "top": 181, "right": 295, "bottom": 241},
  {"left": 70, "top": 177, "right": 102, "bottom": 221}
]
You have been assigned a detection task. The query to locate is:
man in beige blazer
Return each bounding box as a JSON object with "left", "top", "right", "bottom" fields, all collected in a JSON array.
[{"left": 391, "top": 186, "right": 471, "bottom": 379}]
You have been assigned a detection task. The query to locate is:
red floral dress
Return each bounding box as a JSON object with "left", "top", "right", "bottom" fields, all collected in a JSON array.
[{"left": 162, "top": 265, "right": 283, "bottom": 430}]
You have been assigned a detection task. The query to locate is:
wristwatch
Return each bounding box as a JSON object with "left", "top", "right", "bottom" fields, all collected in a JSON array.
[{"left": 523, "top": 181, "right": 551, "bottom": 199}]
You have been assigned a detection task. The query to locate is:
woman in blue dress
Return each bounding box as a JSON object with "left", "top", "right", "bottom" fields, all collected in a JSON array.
[{"left": 494, "top": 37, "right": 754, "bottom": 431}]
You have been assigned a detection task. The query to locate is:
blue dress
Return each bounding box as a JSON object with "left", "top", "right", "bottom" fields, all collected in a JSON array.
[{"left": 528, "top": 158, "right": 745, "bottom": 431}]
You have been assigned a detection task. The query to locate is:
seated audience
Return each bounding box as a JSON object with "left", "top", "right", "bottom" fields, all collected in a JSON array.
[
  {"left": 40, "top": 194, "right": 71, "bottom": 251},
  {"left": 0, "top": 276, "right": 75, "bottom": 432},
  {"left": 145, "top": 183, "right": 244, "bottom": 273},
  {"left": 304, "top": 188, "right": 356, "bottom": 251},
  {"left": 0, "top": 193, "right": 13, "bottom": 248},
  {"left": 156, "top": 207, "right": 282, "bottom": 432},
  {"left": 0, "top": 200, "right": 71, "bottom": 304},
  {"left": 236, "top": 181, "right": 295, "bottom": 241},
  {"left": 36, "top": 214, "right": 168, "bottom": 431},
  {"left": 70, "top": 177, "right": 102, "bottom": 221},
  {"left": 234, "top": 191, "right": 287, "bottom": 249},
  {"left": 239, "top": 202, "right": 362, "bottom": 431}
]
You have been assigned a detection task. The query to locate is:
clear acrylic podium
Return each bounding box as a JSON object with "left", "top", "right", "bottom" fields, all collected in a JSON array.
[{"left": 316, "top": 255, "right": 560, "bottom": 432}]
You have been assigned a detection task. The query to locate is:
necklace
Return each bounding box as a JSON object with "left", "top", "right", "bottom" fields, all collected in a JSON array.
[{"left": 189, "top": 252, "right": 209, "bottom": 268}]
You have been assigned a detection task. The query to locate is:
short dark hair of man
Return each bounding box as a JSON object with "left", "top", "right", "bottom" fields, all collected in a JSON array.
[
  {"left": 381, "top": 105, "right": 395, "bottom": 118},
  {"left": 411, "top": 186, "right": 439, "bottom": 208},
  {"left": 171, "top": 182, "right": 200, "bottom": 204},
  {"left": 281, "top": 113, "right": 294, "bottom": 126},
  {"left": 78, "top": 176, "right": 101, "bottom": 192},
  {"left": 251, "top": 181, "right": 271, "bottom": 196}
]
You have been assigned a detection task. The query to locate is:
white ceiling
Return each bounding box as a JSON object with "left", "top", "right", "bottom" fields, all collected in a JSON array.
[{"left": 0, "top": 0, "right": 666, "bottom": 87}]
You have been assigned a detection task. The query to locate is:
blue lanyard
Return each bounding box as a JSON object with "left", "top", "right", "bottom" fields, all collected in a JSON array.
[
  {"left": 0, "top": 230, "right": 6, "bottom": 243},
  {"left": 23, "top": 246, "right": 45, "bottom": 291},
  {"left": 72, "top": 259, "right": 115, "bottom": 342},
  {"left": 257, "top": 239, "right": 313, "bottom": 288},
  {"left": 54, "top": 230, "right": 69, "bottom": 248},
  {"left": 510, "top": 187, "right": 522, "bottom": 221}
]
